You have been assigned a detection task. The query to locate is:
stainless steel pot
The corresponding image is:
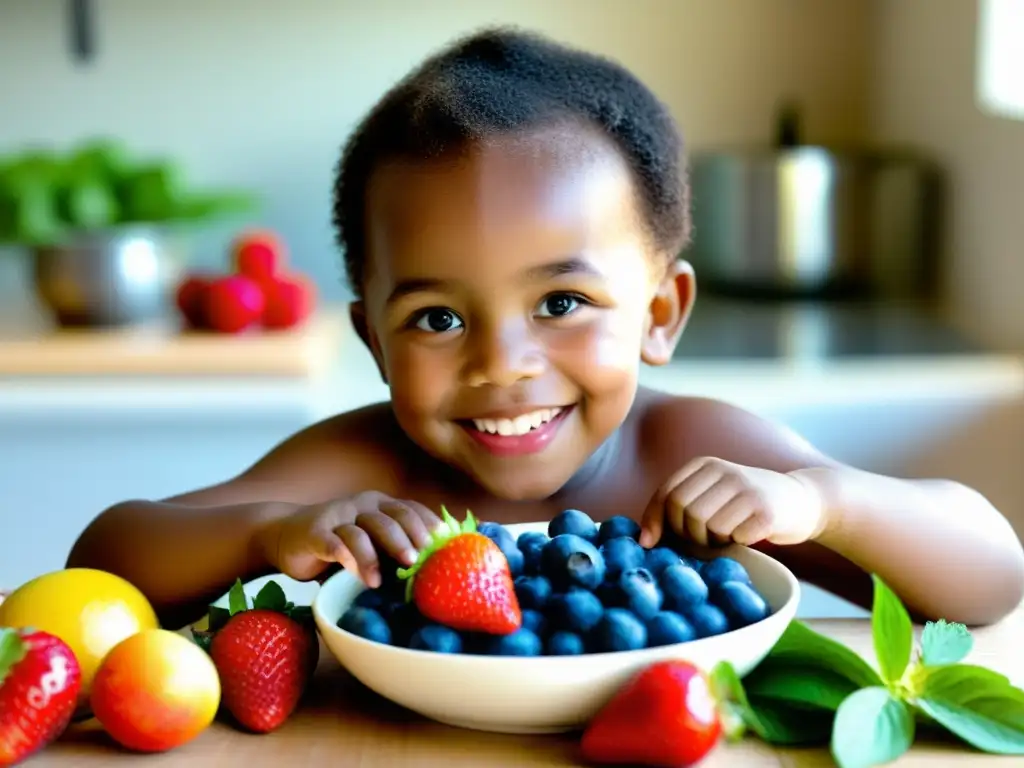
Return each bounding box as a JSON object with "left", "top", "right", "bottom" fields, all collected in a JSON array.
[
  {"left": 33, "top": 226, "right": 184, "bottom": 327},
  {"left": 686, "top": 147, "right": 943, "bottom": 299}
]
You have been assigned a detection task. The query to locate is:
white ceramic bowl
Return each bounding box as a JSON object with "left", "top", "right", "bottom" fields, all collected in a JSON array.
[{"left": 313, "top": 522, "right": 800, "bottom": 734}]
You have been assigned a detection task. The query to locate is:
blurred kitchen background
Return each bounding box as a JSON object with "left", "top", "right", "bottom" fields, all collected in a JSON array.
[{"left": 1, "top": 1, "right": 1022, "bottom": 612}]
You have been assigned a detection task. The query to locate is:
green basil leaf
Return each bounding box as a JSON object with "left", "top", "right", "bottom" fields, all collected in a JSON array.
[
  {"left": 831, "top": 687, "right": 915, "bottom": 768},
  {"left": 916, "top": 663, "right": 1024, "bottom": 754},
  {"left": 764, "top": 620, "right": 883, "bottom": 689},
  {"left": 227, "top": 578, "right": 249, "bottom": 615},
  {"left": 709, "top": 659, "right": 833, "bottom": 746},
  {"left": 919, "top": 663, "right": 1016, "bottom": 701},
  {"left": 747, "top": 695, "right": 834, "bottom": 745},
  {"left": 743, "top": 661, "right": 859, "bottom": 711},
  {"left": 870, "top": 574, "right": 913, "bottom": 684},
  {"left": 920, "top": 619, "right": 973, "bottom": 666},
  {"left": 253, "top": 580, "right": 287, "bottom": 612}
]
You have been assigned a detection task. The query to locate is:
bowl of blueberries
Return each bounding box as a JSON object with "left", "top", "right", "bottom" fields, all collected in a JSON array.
[{"left": 313, "top": 509, "right": 799, "bottom": 734}]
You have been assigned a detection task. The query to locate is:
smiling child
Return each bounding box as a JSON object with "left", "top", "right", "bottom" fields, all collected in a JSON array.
[{"left": 69, "top": 28, "right": 1024, "bottom": 631}]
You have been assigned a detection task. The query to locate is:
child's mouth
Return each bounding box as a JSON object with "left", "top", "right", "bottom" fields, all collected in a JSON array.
[{"left": 458, "top": 405, "right": 573, "bottom": 457}]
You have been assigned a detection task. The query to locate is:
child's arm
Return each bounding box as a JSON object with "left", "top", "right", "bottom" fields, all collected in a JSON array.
[
  {"left": 640, "top": 397, "right": 1024, "bottom": 627},
  {"left": 67, "top": 407, "right": 435, "bottom": 628}
]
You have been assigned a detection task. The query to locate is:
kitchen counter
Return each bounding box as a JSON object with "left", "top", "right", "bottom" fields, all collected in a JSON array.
[
  {"left": 2, "top": 298, "right": 1022, "bottom": 418},
  {"left": 33, "top": 603, "right": 1024, "bottom": 766},
  {"left": 2, "top": 298, "right": 1023, "bottom": 590}
]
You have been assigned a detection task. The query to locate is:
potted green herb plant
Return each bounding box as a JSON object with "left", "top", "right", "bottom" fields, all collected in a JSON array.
[{"left": 0, "top": 138, "right": 256, "bottom": 327}]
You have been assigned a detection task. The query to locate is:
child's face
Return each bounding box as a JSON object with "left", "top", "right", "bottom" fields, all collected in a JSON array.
[{"left": 354, "top": 126, "right": 693, "bottom": 501}]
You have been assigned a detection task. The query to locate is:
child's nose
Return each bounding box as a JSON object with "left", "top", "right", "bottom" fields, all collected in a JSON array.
[{"left": 462, "top": 323, "right": 545, "bottom": 388}]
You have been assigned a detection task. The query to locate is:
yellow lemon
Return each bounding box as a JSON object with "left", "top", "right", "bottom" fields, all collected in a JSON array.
[{"left": 0, "top": 568, "right": 159, "bottom": 703}]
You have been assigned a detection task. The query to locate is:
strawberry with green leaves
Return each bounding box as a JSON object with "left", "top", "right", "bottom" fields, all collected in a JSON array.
[
  {"left": 398, "top": 508, "right": 521, "bottom": 635},
  {"left": 194, "top": 579, "right": 318, "bottom": 734},
  {"left": 0, "top": 628, "right": 82, "bottom": 767}
]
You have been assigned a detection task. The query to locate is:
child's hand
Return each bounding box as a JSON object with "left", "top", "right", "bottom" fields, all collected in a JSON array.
[
  {"left": 268, "top": 492, "right": 444, "bottom": 587},
  {"left": 639, "top": 457, "right": 828, "bottom": 549}
]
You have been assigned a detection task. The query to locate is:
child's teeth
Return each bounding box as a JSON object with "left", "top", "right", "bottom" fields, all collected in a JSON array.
[{"left": 472, "top": 407, "right": 562, "bottom": 437}]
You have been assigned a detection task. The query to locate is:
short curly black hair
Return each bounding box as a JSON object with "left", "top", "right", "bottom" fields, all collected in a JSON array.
[{"left": 332, "top": 27, "right": 690, "bottom": 295}]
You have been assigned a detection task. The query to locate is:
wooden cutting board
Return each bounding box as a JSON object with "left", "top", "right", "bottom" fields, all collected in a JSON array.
[{"left": 0, "top": 307, "right": 350, "bottom": 378}]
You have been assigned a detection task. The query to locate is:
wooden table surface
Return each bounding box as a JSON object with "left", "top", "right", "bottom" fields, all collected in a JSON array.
[{"left": 29, "top": 604, "right": 1024, "bottom": 767}]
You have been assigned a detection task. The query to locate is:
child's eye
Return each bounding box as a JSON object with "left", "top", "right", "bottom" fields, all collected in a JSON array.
[
  {"left": 412, "top": 307, "right": 464, "bottom": 333},
  {"left": 536, "top": 293, "right": 586, "bottom": 318}
]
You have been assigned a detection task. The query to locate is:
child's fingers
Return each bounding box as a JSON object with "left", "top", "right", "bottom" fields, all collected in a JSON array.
[
  {"left": 334, "top": 524, "right": 383, "bottom": 588},
  {"left": 403, "top": 499, "right": 446, "bottom": 535},
  {"left": 355, "top": 511, "right": 419, "bottom": 566},
  {"left": 311, "top": 530, "right": 360, "bottom": 579},
  {"left": 640, "top": 456, "right": 714, "bottom": 547},
  {"left": 377, "top": 500, "right": 433, "bottom": 550},
  {"left": 674, "top": 479, "right": 741, "bottom": 547},
  {"left": 704, "top": 492, "right": 754, "bottom": 545}
]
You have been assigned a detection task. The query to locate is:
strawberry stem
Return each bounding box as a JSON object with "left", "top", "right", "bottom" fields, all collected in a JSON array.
[
  {"left": 709, "top": 661, "right": 751, "bottom": 742},
  {"left": 0, "top": 628, "right": 28, "bottom": 686},
  {"left": 397, "top": 506, "right": 477, "bottom": 603}
]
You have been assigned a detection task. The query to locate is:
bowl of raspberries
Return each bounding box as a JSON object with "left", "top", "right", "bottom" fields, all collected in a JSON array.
[{"left": 313, "top": 508, "right": 799, "bottom": 734}]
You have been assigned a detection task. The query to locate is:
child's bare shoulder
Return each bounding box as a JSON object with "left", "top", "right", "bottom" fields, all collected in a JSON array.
[
  {"left": 213, "top": 402, "right": 411, "bottom": 504},
  {"left": 633, "top": 389, "right": 834, "bottom": 475}
]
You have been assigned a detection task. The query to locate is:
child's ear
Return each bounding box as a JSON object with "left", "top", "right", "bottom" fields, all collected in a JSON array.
[
  {"left": 348, "top": 301, "right": 388, "bottom": 384},
  {"left": 640, "top": 259, "right": 696, "bottom": 367}
]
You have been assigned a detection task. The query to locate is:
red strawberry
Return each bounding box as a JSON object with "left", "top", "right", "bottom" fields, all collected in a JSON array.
[
  {"left": 204, "top": 275, "right": 265, "bottom": 334},
  {"left": 261, "top": 273, "right": 316, "bottom": 330},
  {"left": 398, "top": 508, "right": 521, "bottom": 635},
  {"left": 175, "top": 274, "right": 214, "bottom": 329},
  {"left": 0, "top": 628, "right": 82, "bottom": 767},
  {"left": 206, "top": 579, "right": 318, "bottom": 734},
  {"left": 232, "top": 230, "right": 286, "bottom": 281},
  {"left": 581, "top": 660, "right": 740, "bottom": 767}
]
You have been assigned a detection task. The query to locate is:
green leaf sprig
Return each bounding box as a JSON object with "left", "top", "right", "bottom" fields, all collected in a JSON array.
[
  {"left": 190, "top": 578, "right": 313, "bottom": 652},
  {"left": 0, "top": 138, "right": 258, "bottom": 247},
  {"left": 718, "top": 574, "right": 1024, "bottom": 767}
]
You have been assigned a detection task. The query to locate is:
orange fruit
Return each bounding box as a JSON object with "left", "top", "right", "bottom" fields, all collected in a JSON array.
[
  {"left": 0, "top": 568, "right": 158, "bottom": 704},
  {"left": 91, "top": 629, "right": 220, "bottom": 752}
]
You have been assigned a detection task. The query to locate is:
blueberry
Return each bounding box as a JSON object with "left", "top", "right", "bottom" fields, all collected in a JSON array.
[
  {"left": 701, "top": 557, "right": 751, "bottom": 587},
  {"left": 611, "top": 568, "right": 664, "bottom": 619},
  {"left": 540, "top": 534, "right": 606, "bottom": 591},
  {"left": 600, "top": 536, "right": 646, "bottom": 580},
  {"left": 548, "top": 509, "right": 599, "bottom": 542},
  {"left": 514, "top": 575, "right": 553, "bottom": 610},
  {"left": 684, "top": 603, "right": 731, "bottom": 638},
  {"left": 483, "top": 628, "right": 543, "bottom": 656},
  {"left": 644, "top": 547, "right": 683, "bottom": 577},
  {"left": 376, "top": 554, "right": 407, "bottom": 597},
  {"left": 384, "top": 601, "right": 425, "bottom": 647},
  {"left": 712, "top": 581, "right": 770, "bottom": 628},
  {"left": 517, "top": 531, "right": 550, "bottom": 574},
  {"left": 646, "top": 612, "right": 696, "bottom": 647},
  {"left": 594, "top": 579, "right": 619, "bottom": 607},
  {"left": 591, "top": 608, "right": 647, "bottom": 652},
  {"left": 545, "top": 631, "right": 586, "bottom": 656},
  {"left": 521, "top": 609, "right": 548, "bottom": 636},
  {"left": 409, "top": 624, "right": 463, "bottom": 653},
  {"left": 597, "top": 515, "right": 641, "bottom": 544},
  {"left": 682, "top": 556, "right": 704, "bottom": 572},
  {"left": 660, "top": 563, "right": 709, "bottom": 612},
  {"left": 478, "top": 521, "right": 516, "bottom": 549},
  {"left": 546, "top": 590, "right": 605, "bottom": 634},
  {"left": 353, "top": 589, "right": 385, "bottom": 611},
  {"left": 478, "top": 522, "right": 524, "bottom": 577},
  {"left": 337, "top": 607, "right": 392, "bottom": 645}
]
